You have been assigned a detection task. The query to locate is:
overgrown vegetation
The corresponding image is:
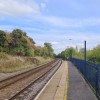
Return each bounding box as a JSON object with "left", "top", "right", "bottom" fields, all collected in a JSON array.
[
  {"left": 57, "top": 45, "right": 100, "bottom": 64},
  {"left": 34, "top": 43, "right": 54, "bottom": 58},
  {"left": 86, "top": 45, "right": 100, "bottom": 64},
  {"left": 0, "top": 29, "right": 35, "bottom": 56},
  {"left": 0, "top": 29, "right": 54, "bottom": 57},
  {"left": 0, "top": 29, "right": 54, "bottom": 72},
  {"left": 0, "top": 52, "right": 51, "bottom": 73}
]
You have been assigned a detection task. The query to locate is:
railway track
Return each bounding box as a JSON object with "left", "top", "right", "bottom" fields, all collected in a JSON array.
[
  {"left": 0, "top": 59, "right": 56, "bottom": 89},
  {"left": 0, "top": 59, "right": 62, "bottom": 100}
]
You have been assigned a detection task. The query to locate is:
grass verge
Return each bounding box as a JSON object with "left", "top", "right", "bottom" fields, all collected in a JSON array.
[{"left": 0, "top": 53, "right": 51, "bottom": 73}]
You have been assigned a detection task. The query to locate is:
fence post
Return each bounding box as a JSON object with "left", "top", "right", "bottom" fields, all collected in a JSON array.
[{"left": 96, "top": 64, "right": 99, "bottom": 97}]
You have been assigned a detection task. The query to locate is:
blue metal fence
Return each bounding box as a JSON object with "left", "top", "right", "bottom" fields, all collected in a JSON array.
[{"left": 70, "top": 58, "right": 100, "bottom": 99}]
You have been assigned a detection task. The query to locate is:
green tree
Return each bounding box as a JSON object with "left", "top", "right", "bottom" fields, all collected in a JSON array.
[
  {"left": 0, "top": 30, "right": 7, "bottom": 52},
  {"left": 87, "top": 45, "right": 100, "bottom": 64},
  {"left": 41, "top": 47, "right": 48, "bottom": 57},
  {"left": 9, "top": 29, "right": 35, "bottom": 56},
  {"left": 11, "top": 29, "right": 23, "bottom": 39},
  {"left": 34, "top": 46, "right": 42, "bottom": 56},
  {"left": 44, "top": 42, "right": 54, "bottom": 57},
  {"left": 29, "top": 37, "right": 35, "bottom": 44},
  {"left": 57, "top": 47, "right": 74, "bottom": 60},
  {"left": 0, "top": 30, "right": 6, "bottom": 47}
]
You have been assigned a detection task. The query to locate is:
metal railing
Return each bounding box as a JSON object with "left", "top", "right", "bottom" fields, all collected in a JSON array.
[{"left": 70, "top": 58, "right": 100, "bottom": 99}]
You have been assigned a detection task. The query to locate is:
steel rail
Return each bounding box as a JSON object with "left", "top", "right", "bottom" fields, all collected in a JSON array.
[
  {"left": 9, "top": 60, "right": 62, "bottom": 100},
  {"left": 0, "top": 59, "right": 56, "bottom": 89}
]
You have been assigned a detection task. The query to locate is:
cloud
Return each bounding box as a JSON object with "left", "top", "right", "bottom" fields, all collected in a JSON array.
[
  {"left": 0, "top": 0, "right": 40, "bottom": 16},
  {"left": 40, "top": 3, "right": 47, "bottom": 10},
  {"left": 40, "top": 0, "right": 49, "bottom": 11},
  {"left": 28, "top": 14, "right": 100, "bottom": 28},
  {"left": 45, "top": 17, "right": 100, "bottom": 28},
  {"left": 1, "top": 0, "right": 100, "bottom": 28},
  {"left": 51, "top": 41, "right": 59, "bottom": 45},
  {"left": 44, "top": 0, "right": 49, "bottom": 3}
]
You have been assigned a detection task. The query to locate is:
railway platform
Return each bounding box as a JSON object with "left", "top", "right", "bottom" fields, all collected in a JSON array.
[
  {"left": 35, "top": 61, "right": 98, "bottom": 100},
  {"left": 35, "top": 61, "right": 68, "bottom": 100}
]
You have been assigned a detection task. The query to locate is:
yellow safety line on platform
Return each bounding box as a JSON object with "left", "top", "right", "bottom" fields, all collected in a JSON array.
[{"left": 64, "top": 62, "right": 68, "bottom": 100}]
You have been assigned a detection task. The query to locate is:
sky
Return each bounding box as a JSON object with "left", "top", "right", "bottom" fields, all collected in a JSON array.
[{"left": 0, "top": 0, "right": 100, "bottom": 54}]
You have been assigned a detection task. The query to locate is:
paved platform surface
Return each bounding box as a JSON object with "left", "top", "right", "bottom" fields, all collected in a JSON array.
[
  {"left": 67, "top": 61, "right": 98, "bottom": 100},
  {"left": 35, "top": 61, "right": 98, "bottom": 100},
  {"left": 35, "top": 61, "right": 68, "bottom": 100}
]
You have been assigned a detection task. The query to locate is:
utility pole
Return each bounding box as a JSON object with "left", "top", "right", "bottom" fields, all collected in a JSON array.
[
  {"left": 84, "top": 40, "right": 86, "bottom": 61},
  {"left": 69, "top": 39, "right": 73, "bottom": 59},
  {"left": 84, "top": 40, "right": 86, "bottom": 76}
]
